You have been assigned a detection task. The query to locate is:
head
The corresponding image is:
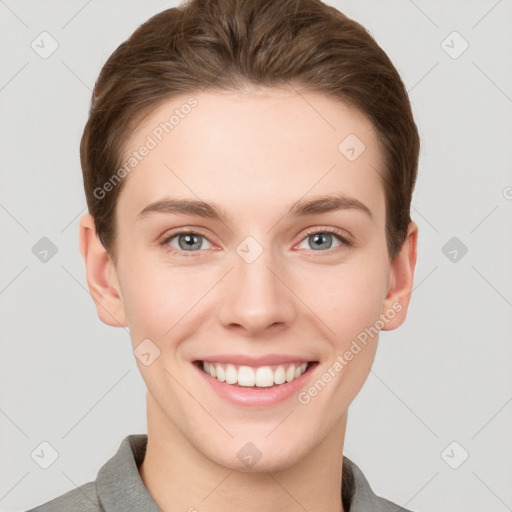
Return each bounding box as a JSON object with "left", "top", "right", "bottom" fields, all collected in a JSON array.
[{"left": 79, "top": 0, "right": 419, "bottom": 472}]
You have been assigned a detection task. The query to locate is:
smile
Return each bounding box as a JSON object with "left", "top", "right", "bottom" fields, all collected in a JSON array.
[{"left": 199, "top": 360, "right": 313, "bottom": 388}]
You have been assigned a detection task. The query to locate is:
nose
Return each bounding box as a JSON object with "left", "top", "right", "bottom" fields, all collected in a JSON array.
[{"left": 217, "top": 244, "right": 297, "bottom": 337}]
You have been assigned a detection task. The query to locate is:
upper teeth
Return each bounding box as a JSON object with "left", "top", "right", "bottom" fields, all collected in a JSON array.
[{"left": 202, "top": 361, "right": 308, "bottom": 387}]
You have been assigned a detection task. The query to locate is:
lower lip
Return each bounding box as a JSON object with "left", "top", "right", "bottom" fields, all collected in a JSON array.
[{"left": 193, "top": 361, "right": 318, "bottom": 407}]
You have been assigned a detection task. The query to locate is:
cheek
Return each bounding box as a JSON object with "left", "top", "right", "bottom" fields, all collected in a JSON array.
[
  {"left": 119, "top": 242, "right": 389, "bottom": 348},
  {"left": 118, "top": 253, "right": 227, "bottom": 359},
  {"left": 298, "top": 260, "right": 388, "bottom": 341},
  {"left": 117, "top": 254, "right": 198, "bottom": 341},
  {"left": 302, "top": 267, "right": 386, "bottom": 407}
]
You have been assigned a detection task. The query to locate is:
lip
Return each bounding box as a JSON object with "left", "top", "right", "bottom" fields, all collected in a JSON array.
[
  {"left": 193, "top": 359, "right": 319, "bottom": 407},
  {"left": 195, "top": 354, "right": 313, "bottom": 367}
]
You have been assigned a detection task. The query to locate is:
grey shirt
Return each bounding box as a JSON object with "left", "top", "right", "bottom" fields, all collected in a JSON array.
[{"left": 27, "top": 434, "right": 413, "bottom": 512}]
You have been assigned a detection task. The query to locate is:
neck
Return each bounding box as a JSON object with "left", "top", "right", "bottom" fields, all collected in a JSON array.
[{"left": 139, "top": 394, "right": 347, "bottom": 512}]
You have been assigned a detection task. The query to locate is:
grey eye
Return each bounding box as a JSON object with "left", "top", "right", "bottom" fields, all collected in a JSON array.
[
  {"left": 169, "top": 233, "right": 213, "bottom": 251},
  {"left": 297, "top": 232, "right": 343, "bottom": 251}
]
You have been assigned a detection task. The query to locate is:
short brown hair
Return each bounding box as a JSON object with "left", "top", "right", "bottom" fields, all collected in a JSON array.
[{"left": 80, "top": 0, "right": 420, "bottom": 261}]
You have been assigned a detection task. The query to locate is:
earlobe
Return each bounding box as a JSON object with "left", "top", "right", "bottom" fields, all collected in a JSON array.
[
  {"left": 380, "top": 221, "right": 418, "bottom": 331},
  {"left": 78, "top": 213, "right": 128, "bottom": 328}
]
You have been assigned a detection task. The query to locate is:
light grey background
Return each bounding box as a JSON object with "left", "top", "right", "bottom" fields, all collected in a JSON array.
[{"left": 1, "top": 1, "right": 511, "bottom": 511}]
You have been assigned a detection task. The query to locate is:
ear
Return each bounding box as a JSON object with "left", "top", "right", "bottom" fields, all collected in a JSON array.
[
  {"left": 380, "top": 221, "right": 418, "bottom": 331},
  {"left": 78, "top": 213, "right": 128, "bottom": 328}
]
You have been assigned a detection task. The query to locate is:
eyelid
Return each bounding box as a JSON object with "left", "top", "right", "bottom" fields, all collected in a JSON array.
[
  {"left": 160, "top": 227, "right": 216, "bottom": 254},
  {"left": 160, "top": 226, "right": 353, "bottom": 256},
  {"left": 295, "top": 226, "right": 353, "bottom": 246}
]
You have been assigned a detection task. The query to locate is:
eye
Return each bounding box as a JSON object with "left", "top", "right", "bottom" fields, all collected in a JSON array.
[
  {"left": 296, "top": 228, "right": 351, "bottom": 252},
  {"left": 160, "top": 227, "right": 352, "bottom": 257},
  {"left": 162, "top": 230, "right": 213, "bottom": 254}
]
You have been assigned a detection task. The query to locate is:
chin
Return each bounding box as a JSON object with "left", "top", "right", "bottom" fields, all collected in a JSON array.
[
  {"left": 220, "top": 449, "right": 302, "bottom": 473},
  {"left": 200, "top": 433, "right": 308, "bottom": 473}
]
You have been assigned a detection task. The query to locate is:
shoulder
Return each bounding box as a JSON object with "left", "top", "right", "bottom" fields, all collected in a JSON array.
[
  {"left": 343, "top": 456, "right": 415, "bottom": 512},
  {"left": 26, "top": 434, "right": 154, "bottom": 512},
  {"left": 25, "top": 481, "right": 102, "bottom": 511}
]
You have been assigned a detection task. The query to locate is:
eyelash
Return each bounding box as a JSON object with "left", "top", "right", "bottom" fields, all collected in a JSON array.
[{"left": 160, "top": 227, "right": 352, "bottom": 258}]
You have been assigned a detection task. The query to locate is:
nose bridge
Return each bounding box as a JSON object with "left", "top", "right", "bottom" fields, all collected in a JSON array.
[{"left": 217, "top": 235, "right": 296, "bottom": 334}]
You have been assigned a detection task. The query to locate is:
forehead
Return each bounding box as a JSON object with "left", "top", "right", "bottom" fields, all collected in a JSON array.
[{"left": 116, "top": 86, "right": 385, "bottom": 224}]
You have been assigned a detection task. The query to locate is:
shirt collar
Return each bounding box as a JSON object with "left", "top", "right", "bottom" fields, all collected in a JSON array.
[
  {"left": 96, "top": 434, "right": 160, "bottom": 511},
  {"left": 96, "top": 434, "right": 385, "bottom": 512}
]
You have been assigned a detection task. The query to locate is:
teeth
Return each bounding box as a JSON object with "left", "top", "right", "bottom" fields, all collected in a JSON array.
[
  {"left": 285, "top": 365, "right": 295, "bottom": 382},
  {"left": 238, "top": 366, "right": 255, "bottom": 387},
  {"left": 255, "top": 366, "right": 274, "bottom": 387},
  {"left": 225, "top": 364, "right": 237, "bottom": 384},
  {"left": 216, "top": 365, "right": 226, "bottom": 382},
  {"left": 201, "top": 361, "right": 309, "bottom": 387},
  {"left": 274, "top": 365, "right": 286, "bottom": 384}
]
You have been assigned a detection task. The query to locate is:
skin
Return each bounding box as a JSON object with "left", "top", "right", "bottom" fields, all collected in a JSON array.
[{"left": 79, "top": 86, "right": 417, "bottom": 512}]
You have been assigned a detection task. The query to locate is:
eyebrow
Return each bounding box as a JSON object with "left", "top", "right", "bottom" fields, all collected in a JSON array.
[{"left": 137, "top": 193, "right": 373, "bottom": 222}]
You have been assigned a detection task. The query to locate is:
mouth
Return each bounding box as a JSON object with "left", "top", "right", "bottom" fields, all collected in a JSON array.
[{"left": 194, "top": 360, "right": 319, "bottom": 389}]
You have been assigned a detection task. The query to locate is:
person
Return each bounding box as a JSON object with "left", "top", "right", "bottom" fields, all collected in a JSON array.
[{"left": 28, "top": 0, "right": 419, "bottom": 510}]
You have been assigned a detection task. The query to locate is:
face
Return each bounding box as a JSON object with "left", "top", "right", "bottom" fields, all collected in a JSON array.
[{"left": 81, "top": 86, "right": 416, "bottom": 473}]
